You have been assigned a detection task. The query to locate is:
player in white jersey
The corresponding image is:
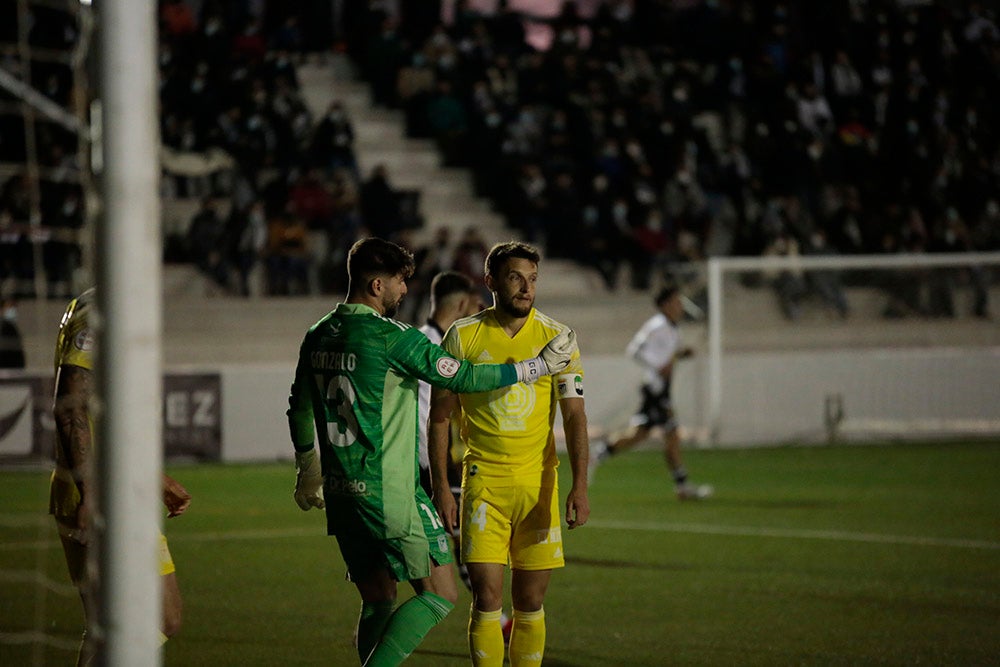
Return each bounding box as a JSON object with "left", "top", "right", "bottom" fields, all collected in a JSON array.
[
  {"left": 417, "top": 271, "right": 483, "bottom": 492},
  {"left": 590, "top": 286, "right": 712, "bottom": 500},
  {"left": 415, "top": 275, "right": 476, "bottom": 563}
]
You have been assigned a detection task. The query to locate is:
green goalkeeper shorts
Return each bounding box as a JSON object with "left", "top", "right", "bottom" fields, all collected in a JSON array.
[{"left": 334, "top": 486, "right": 453, "bottom": 583}]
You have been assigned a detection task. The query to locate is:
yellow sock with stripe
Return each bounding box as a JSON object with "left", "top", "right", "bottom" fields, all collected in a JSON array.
[
  {"left": 468, "top": 606, "right": 504, "bottom": 667},
  {"left": 508, "top": 607, "right": 546, "bottom": 667}
]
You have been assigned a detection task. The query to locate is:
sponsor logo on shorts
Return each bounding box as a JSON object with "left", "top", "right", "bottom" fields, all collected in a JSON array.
[
  {"left": 436, "top": 357, "right": 460, "bottom": 378},
  {"left": 468, "top": 464, "right": 478, "bottom": 477},
  {"left": 535, "top": 528, "right": 562, "bottom": 544},
  {"left": 438, "top": 535, "right": 449, "bottom": 552}
]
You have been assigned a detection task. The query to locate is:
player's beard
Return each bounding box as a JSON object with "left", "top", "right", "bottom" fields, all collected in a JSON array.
[
  {"left": 496, "top": 290, "right": 533, "bottom": 319},
  {"left": 382, "top": 291, "right": 403, "bottom": 318}
]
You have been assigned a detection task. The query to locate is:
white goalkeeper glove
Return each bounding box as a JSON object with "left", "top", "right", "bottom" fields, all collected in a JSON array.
[
  {"left": 294, "top": 449, "right": 325, "bottom": 511},
  {"left": 513, "top": 329, "right": 577, "bottom": 384}
]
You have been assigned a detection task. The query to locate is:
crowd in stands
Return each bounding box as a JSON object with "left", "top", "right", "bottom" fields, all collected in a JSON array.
[
  {"left": 158, "top": 0, "right": 358, "bottom": 296},
  {"left": 0, "top": 1, "right": 997, "bottom": 319},
  {"left": 158, "top": 1, "right": 424, "bottom": 297},
  {"left": 347, "top": 0, "right": 999, "bottom": 318}
]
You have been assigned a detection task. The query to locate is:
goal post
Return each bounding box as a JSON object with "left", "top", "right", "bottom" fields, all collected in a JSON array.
[
  {"left": 95, "top": 0, "right": 165, "bottom": 664},
  {"left": 704, "top": 251, "right": 1000, "bottom": 446}
]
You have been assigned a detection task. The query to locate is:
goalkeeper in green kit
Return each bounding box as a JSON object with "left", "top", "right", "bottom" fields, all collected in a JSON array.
[{"left": 287, "top": 237, "right": 576, "bottom": 666}]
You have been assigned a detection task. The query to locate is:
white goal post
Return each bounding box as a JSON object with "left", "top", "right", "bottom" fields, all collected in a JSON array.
[{"left": 705, "top": 251, "right": 1000, "bottom": 445}]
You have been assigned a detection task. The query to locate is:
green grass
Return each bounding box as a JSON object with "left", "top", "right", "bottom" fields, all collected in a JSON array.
[{"left": 2, "top": 441, "right": 999, "bottom": 666}]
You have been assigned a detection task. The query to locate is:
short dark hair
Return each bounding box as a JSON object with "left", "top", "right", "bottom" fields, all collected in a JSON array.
[
  {"left": 347, "top": 237, "right": 415, "bottom": 293},
  {"left": 430, "top": 271, "right": 474, "bottom": 304},
  {"left": 655, "top": 285, "right": 680, "bottom": 306},
  {"left": 484, "top": 241, "right": 540, "bottom": 279}
]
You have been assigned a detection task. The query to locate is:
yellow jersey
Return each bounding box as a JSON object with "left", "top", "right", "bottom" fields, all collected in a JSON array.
[
  {"left": 441, "top": 307, "right": 583, "bottom": 487},
  {"left": 54, "top": 288, "right": 95, "bottom": 375}
]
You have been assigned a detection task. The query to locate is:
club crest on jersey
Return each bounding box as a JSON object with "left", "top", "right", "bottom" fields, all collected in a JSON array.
[
  {"left": 74, "top": 328, "right": 94, "bottom": 352},
  {"left": 436, "top": 357, "right": 460, "bottom": 378}
]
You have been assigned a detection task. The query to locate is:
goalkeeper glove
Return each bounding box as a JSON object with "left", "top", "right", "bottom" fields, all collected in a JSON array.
[
  {"left": 513, "top": 329, "right": 577, "bottom": 384},
  {"left": 294, "top": 449, "right": 325, "bottom": 511}
]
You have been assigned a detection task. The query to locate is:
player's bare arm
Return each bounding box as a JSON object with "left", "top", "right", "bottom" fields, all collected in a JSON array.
[
  {"left": 53, "top": 364, "right": 93, "bottom": 533},
  {"left": 561, "top": 397, "right": 591, "bottom": 529},
  {"left": 428, "top": 386, "right": 460, "bottom": 532}
]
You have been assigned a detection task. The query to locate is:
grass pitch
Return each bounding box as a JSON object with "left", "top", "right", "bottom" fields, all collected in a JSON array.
[{"left": 2, "top": 441, "right": 998, "bottom": 666}]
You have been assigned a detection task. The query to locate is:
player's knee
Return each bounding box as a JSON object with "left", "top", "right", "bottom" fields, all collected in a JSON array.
[
  {"left": 162, "top": 599, "right": 182, "bottom": 638},
  {"left": 471, "top": 588, "right": 503, "bottom": 611},
  {"left": 425, "top": 561, "right": 459, "bottom": 605},
  {"left": 511, "top": 592, "right": 544, "bottom": 613},
  {"left": 429, "top": 576, "right": 459, "bottom": 606},
  {"left": 440, "top": 583, "right": 459, "bottom": 606},
  {"left": 162, "top": 609, "right": 182, "bottom": 639}
]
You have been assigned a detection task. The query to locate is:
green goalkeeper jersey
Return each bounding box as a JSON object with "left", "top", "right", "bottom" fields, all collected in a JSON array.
[{"left": 287, "top": 302, "right": 518, "bottom": 539}]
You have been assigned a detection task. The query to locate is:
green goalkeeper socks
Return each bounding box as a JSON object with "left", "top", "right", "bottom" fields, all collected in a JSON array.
[
  {"left": 362, "top": 592, "right": 454, "bottom": 667},
  {"left": 357, "top": 600, "right": 394, "bottom": 664}
]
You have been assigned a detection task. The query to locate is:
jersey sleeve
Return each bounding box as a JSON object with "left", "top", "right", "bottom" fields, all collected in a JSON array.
[
  {"left": 564, "top": 333, "right": 584, "bottom": 375},
  {"left": 388, "top": 326, "right": 517, "bottom": 392},
  {"left": 58, "top": 325, "right": 95, "bottom": 371},
  {"left": 440, "top": 325, "right": 461, "bottom": 357},
  {"left": 286, "top": 336, "right": 317, "bottom": 452}
]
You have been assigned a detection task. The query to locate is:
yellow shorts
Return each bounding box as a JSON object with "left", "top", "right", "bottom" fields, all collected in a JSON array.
[
  {"left": 460, "top": 477, "right": 564, "bottom": 570},
  {"left": 58, "top": 526, "right": 175, "bottom": 585}
]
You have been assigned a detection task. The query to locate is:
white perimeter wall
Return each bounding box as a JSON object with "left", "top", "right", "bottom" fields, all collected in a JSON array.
[{"left": 217, "top": 347, "right": 1000, "bottom": 461}]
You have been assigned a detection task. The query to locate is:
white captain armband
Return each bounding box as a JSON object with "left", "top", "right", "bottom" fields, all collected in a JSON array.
[{"left": 555, "top": 373, "right": 584, "bottom": 399}]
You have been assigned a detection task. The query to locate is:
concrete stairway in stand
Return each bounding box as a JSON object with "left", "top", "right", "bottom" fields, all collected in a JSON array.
[
  {"left": 296, "top": 56, "right": 632, "bottom": 306},
  {"left": 297, "top": 57, "right": 508, "bottom": 248}
]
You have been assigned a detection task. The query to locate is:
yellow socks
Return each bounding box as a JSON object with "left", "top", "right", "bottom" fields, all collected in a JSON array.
[
  {"left": 469, "top": 607, "right": 504, "bottom": 667},
  {"left": 508, "top": 607, "right": 545, "bottom": 667}
]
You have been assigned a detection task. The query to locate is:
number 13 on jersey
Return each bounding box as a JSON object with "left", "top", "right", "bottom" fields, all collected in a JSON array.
[{"left": 316, "top": 374, "right": 359, "bottom": 447}]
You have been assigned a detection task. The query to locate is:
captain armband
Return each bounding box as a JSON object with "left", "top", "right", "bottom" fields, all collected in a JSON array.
[{"left": 554, "top": 373, "right": 584, "bottom": 399}]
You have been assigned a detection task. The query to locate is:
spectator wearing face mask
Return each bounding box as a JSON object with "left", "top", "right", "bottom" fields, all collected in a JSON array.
[{"left": 310, "top": 101, "right": 356, "bottom": 174}]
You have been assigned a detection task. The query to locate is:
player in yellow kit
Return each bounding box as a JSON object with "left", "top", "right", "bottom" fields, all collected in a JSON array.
[
  {"left": 429, "top": 242, "right": 592, "bottom": 667},
  {"left": 48, "top": 288, "right": 191, "bottom": 666}
]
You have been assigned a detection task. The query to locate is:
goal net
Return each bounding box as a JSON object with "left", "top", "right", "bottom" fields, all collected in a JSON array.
[
  {"left": 0, "top": 0, "right": 96, "bottom": 299},
  {"left": 0, "top": 1, "right": 168, "bottom": 664},
  {"left": 694, "top": 251, "right": 1000, "bottom": 446}
]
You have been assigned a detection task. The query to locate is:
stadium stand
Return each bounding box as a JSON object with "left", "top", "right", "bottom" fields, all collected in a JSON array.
[{"left": 2, "top": 0, "right": 999, "bottom": 369}]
